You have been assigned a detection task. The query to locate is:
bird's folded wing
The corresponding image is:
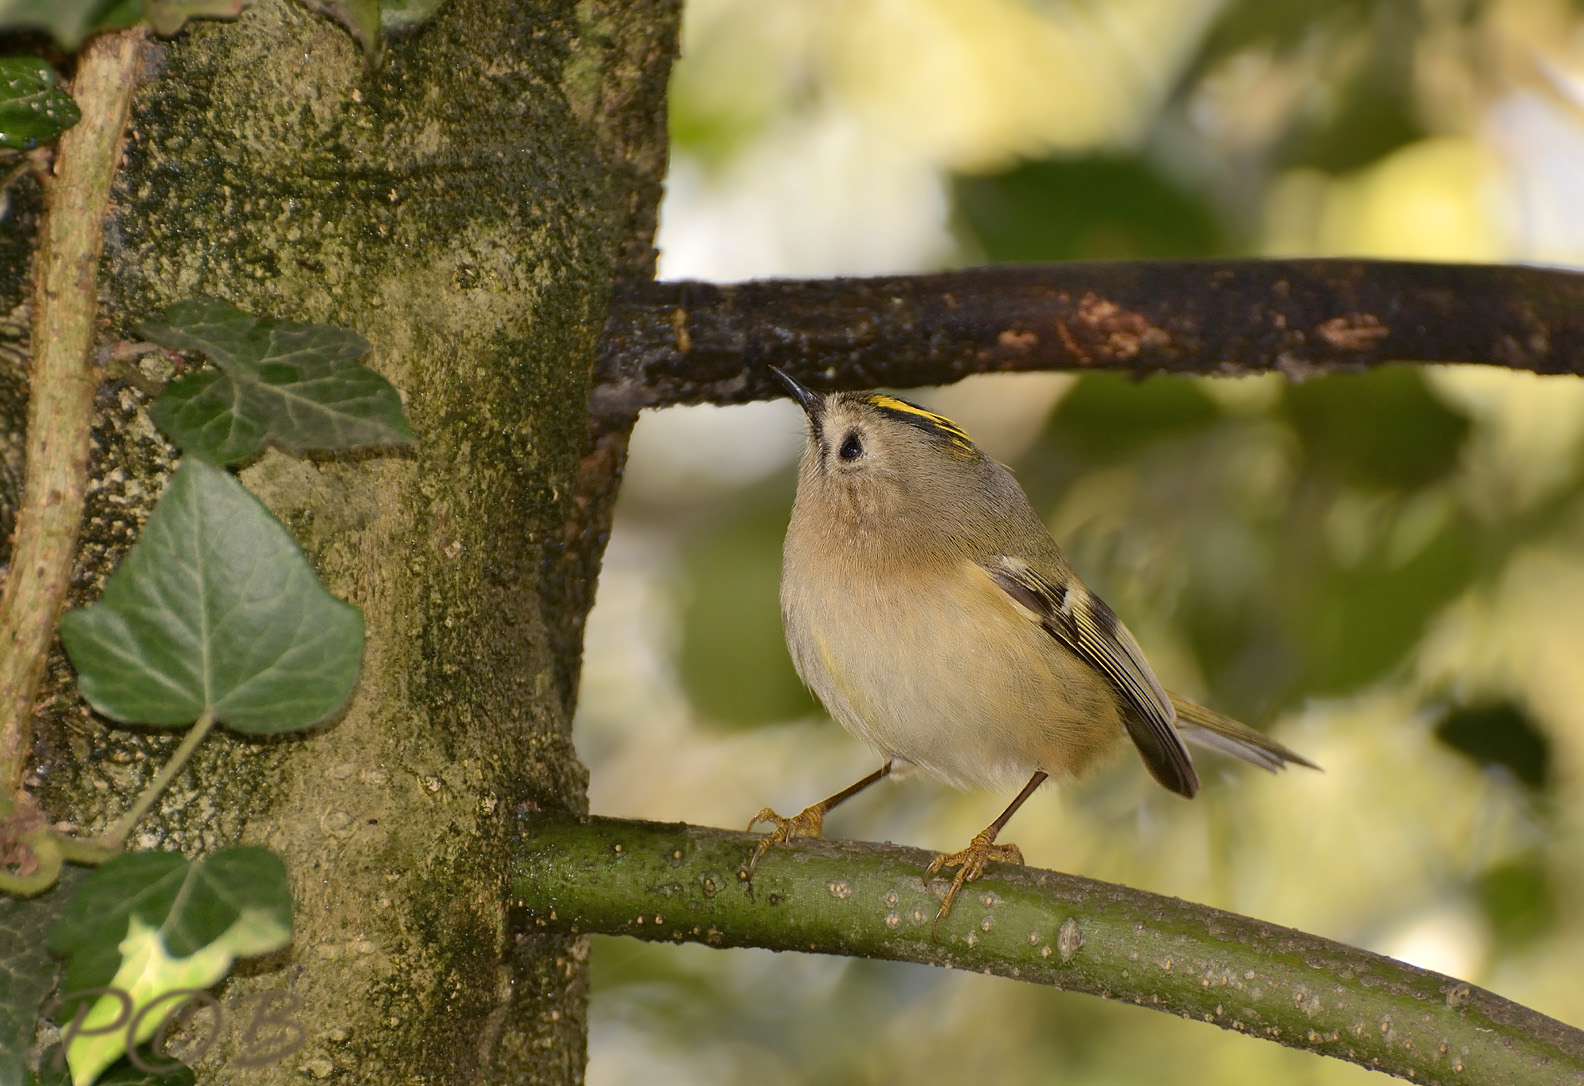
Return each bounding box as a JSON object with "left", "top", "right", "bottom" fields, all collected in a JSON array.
[{"left": 983, "top": 556, "right": 1200, "bottom": 798}]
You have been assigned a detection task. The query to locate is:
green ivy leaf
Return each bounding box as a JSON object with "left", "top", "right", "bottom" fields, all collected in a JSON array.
[
  {"left": 0, "top": 0, "right": 124, "bottom": 49},
  {"left": 143, "top": 0, "right": 250, "bottom": 37},
  {"left": 378, "top": 0, "right": 446, "bottom": 30},
  {"left": 281, "top": 0, "right": 376, "bottom": 56},
  {"left": 298, "top": 0, "right": 380, "bottom": 56},
  {"left": 23, "top": 1051, "right": 68, "bottom": 1083},
  {"left": 0, "top": 58, "right": 80, "bottom": 150},
  {"left": 93, "top": 1058, "right": 197, "bottom": 1084},
  {"left": 0, "top": 867, "right": 85, "bottom": 1081},
  {"left": 0, "top": 0, "right": 252, "bottom": 48},
  {"left": 47, "top": 848, "right": 290, "bottom": 1086},
  {"left": 58, "top": 458, "right": 364, "bottom": 734},
  {"left": 142, "top": 299, "right": 413, "bottom": 466},
  {"left": 30, "top": 1045, "right": 198, "bottom": 1084},
  {"left": 28, "top": 1054, "right": 194, "bottom": 1083}
]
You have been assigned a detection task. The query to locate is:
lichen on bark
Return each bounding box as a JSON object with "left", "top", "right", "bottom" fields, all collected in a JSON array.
[{"left": 21, "top": 0, "right": 679, "bottom": 1081}]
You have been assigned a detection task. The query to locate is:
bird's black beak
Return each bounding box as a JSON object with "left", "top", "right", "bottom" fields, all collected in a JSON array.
[{"left": 771, "top": 367, "right": 826, "bottom": 424}]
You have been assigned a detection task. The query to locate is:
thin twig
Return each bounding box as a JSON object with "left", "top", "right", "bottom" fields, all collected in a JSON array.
[
  {"left": 0, "top": 28, "right": 147, "bottom": 794},
  {"left": 514, "top": 814, "right": 1584, "bottom": 1086}
]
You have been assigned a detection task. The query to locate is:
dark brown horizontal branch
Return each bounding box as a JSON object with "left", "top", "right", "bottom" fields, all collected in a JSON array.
[
  {"left": 513, "top": 814, "right": 1584, "bottom": 1086},
  {"left": 593, "top": 260, "right": 1584, "bottom": 416}
]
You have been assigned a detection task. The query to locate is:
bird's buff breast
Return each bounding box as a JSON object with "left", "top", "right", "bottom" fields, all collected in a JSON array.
[{"left": 781, "top": 558, "right": 1123, "bottom": 790}]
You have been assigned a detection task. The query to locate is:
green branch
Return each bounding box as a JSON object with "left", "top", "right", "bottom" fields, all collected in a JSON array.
[{"left": 513, "top": 814, "right": 1584, "bottom": 1085}]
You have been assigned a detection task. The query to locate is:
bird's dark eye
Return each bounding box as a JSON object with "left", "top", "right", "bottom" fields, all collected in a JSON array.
[{"left": 838, "top": 432, "right": 863, "bottom": 461}]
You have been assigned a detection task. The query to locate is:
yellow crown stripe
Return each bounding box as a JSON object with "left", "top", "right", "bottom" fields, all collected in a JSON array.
[{"left": 864, "top": 395, "right": 976, "bottom": 449}]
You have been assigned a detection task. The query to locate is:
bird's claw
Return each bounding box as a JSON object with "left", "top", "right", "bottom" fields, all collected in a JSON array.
[
  {"left": 745, "top": 805, "right": 825, "bottom": 876},
  {"left": 926, "top": 831, "right": 1025, "bottom": 933}
]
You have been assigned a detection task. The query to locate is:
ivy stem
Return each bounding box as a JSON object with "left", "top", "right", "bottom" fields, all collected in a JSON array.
[
  {"left": 0, "top": 151, "right": 41, "bottom": 209},
  {"left": 0, "top": 28, "right": 147, "bottom": 794},
  {"left": 105, "top": 709, "right": 216, "bottom": 849},
  {"left": 0, "top": 827, "right": 63, "bottom": 894}
]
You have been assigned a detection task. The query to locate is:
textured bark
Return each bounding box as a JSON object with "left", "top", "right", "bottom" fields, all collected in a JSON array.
[
  {"left": 595, "top": 261, "right": 1584, "bottom": 411},
  {"left": 18, "top": 1, "right": 678, "bottom": 1082},
  {"left": 0, "top": 29, "right": 145, "bottom": 803}
]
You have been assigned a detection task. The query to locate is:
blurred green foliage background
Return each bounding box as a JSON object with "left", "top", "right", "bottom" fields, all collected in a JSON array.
[{"left": 574, "top": 1, "right": 1584, "bottom": 1082}]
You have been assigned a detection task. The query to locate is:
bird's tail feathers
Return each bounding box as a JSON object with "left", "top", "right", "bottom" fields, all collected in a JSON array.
[{"left": 1168, "top": 693, "right": 1319, "bottom": 774}]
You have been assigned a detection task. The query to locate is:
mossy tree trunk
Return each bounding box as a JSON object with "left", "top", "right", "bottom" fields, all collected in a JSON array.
[{"left": 15, "top": 0, "right": 677, "bottom": 1080}]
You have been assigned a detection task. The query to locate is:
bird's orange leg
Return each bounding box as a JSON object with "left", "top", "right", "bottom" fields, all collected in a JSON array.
[
  {"left": 927, "top": 770, "right": 1048, "bottom": 935},
  {"left": 747, "top": 761, "right": 893, "bottom": 874}
]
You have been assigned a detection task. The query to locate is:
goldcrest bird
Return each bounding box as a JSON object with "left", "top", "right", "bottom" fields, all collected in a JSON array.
[{"left": 749, "top": 369, "right": 1317, "bottom": 927}]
